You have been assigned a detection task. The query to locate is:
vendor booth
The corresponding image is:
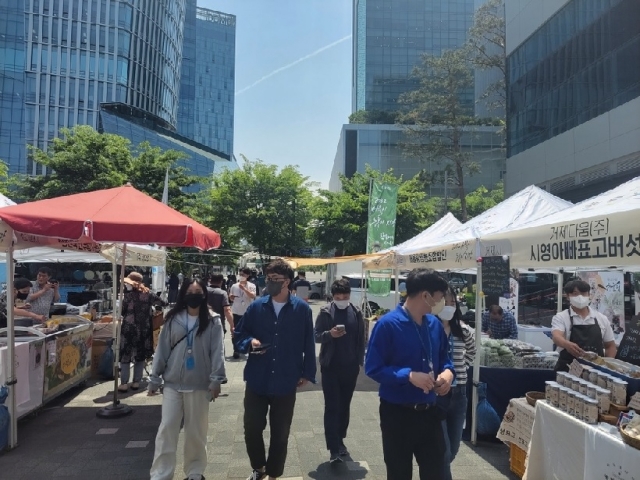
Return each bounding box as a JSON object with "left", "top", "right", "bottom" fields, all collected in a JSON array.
[{"left": 0, "top": 185, "right": 221, "bottom": 449}]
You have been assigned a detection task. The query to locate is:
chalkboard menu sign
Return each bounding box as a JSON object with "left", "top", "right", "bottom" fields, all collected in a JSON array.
[
  {"left": 482, "top": 256, "right": 510, "bottom": 308},
  {"left": 617, "top": 315, "right": 640, "bottom": 366}
]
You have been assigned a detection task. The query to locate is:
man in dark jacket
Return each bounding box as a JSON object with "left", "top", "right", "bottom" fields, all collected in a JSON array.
[{"left": 314, "top": 278, "right": 365, "bottom": 464}]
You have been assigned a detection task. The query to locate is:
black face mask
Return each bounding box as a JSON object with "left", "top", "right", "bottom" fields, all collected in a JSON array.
[
  {"left": 184, "top": 294, "right": 203, "bottom": 309},
  {"left": 16, "top": 291, "right": 29, "bottom": 300}
]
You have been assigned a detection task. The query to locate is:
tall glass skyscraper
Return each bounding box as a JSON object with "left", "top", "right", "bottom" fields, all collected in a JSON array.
[
  {"left": 0, "top": 0, "right": 236, "bottom": 179},
  {"left": 352, "top": 0, "right": 475, "bottom": 113},
  {"left": 177, "top": 4, "right": 235, "bottom": 157}
]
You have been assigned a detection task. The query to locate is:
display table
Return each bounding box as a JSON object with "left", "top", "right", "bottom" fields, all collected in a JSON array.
[
  {"left": 497, "top": 397, "right": 536, "bottom": 451},
  {"left": 464, "top": 366, "right": 555, "bottom": 438},
  {"left": 524, "top": 400, "right": 640, "bottom": 480}
]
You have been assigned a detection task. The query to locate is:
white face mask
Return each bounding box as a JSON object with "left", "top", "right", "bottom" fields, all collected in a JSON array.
[
  {"left": 439, "top": 306, "right": 456, "bottom": 321},
  {"left": 426, "top": 294, "right": 445, "bottom": 315},
  {"left": 570, "top": 295, "right": 590, "bottom": 309},
  {"left": 334, "top": 300, "right": 349, "bottom": 310}
]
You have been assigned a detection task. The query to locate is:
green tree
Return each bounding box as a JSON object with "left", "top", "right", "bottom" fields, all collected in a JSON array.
[
  {"left": 13, "top": 125, "right": 198, "bottom": 212},
  {"left": 398, "top": 47, "right": 478, "bottom": 222},
  {"left": 0, "top": 160, "right": 10, "bottom": 197},
  {"left": 467, "top": 0, "right": 506, "bottom": 115},
  {"left": 201, "top": 157, "right": 315, "bottom": 257},
  {"left": 447, "top": 181, "right": 504, "bottom": 221},
  {"left": 349, "top": 109, "right": 399, "bottom": 125},
  {"left": 309, "top": 167, "right": 438, "bottom": 255}
]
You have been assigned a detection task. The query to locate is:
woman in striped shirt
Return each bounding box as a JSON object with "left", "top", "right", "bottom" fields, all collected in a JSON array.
[{"left": 439, "top": 287, "right": 476, "bottom": 480}]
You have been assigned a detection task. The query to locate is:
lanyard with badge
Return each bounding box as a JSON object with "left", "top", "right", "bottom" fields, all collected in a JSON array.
[
  {"left": 405, "top": 307, "right": 434, "bottom": 380},
  {"left": 185, "top": 321, "right": 198, "bottom": 370}
]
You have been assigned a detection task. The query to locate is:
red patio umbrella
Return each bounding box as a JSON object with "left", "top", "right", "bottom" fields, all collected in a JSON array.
[
  {"left": 0, "top": 185, "right": 222, "bottom": 431},
  {"left": 0, "top": 184, "right": 220, "bottom": 249}
]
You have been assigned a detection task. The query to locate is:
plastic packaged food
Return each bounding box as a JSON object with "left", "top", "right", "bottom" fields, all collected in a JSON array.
[
  {"left": 567, "top": 391, "right": 576, "bottom": 417},
  {"left": 595, "top": 387, "right": 611, "bottom": 414},
  {"left": 583, "top": 398, "right": 599, "bottom": 424},
  {"left": 612, "top": 378, "right": 628, "bottom": 405},
  {"left": 545, "top": 381, "right": 560, "bottom": 407},
  {"left": 558, "top": 387, "right": 569, "bottom": 412},
  {"left": 574, "top": 394, "right": 585, "bottom": 420}
]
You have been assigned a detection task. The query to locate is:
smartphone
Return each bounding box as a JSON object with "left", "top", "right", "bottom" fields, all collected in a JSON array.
[
  {"left": 336, "top": 325, "right": 345, "bottom": 332},
  {"left": 250, "top": 343, "right": 271, "bottom": 354}
]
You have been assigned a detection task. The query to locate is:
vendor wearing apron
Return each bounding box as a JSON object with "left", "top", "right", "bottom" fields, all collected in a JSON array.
[{"left": 551, "top": 279, "right": 617, "bottom": 372}]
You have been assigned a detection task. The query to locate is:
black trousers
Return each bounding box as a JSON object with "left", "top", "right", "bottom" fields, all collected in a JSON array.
[
  {"left": 243, "top": 387, "right": 297, "bottom": 478},
  {"left": 321, "top": 364, "right": 359, "bottom": 453},
  {"left": 379, "top": 399, "right": 446, "bottom": 480}
]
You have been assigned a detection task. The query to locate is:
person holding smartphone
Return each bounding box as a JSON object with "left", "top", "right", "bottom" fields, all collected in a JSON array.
[
  {"left": 26, "top": 267, "right": 59, "bottom": 319},
  {"left": 314, "top": 278, "right": 365, "bottom": 464}
]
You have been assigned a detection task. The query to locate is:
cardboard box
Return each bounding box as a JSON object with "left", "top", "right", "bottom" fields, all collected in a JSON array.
[{"left": 90, "top": 339, "right": 108, "bottom": 378}]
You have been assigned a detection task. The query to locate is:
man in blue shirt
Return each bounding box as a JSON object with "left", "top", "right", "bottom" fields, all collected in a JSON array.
[
  {"left": 366, "top": 268, "right": 455, "bottom": 480},
  {"left": 481, "top": 305, "right": 518, "bottom": 340},
  {"left": 234, "top": 259, "right": 317, "bottom": 480}
]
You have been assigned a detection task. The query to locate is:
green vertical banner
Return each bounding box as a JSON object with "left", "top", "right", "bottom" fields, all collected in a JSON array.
[{"left": 366, "top": 181, "right": 398, "bottom": 296}]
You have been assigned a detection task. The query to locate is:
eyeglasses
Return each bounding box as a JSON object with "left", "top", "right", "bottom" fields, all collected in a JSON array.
[{"left": 266, "top": 276, "right": 287, "bottom": 282}]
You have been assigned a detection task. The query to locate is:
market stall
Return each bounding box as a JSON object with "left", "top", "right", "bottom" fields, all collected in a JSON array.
[{"left": 0, "top": 184, "right": 221, "bottom": 449}]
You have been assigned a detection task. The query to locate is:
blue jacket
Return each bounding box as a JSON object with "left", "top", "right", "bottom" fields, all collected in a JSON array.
[
  {"left": 234, "top": 295, "right": 317, "bottom": 396},
  {"left": 365, "top": 305, "right": 455, "bottom": 405}
]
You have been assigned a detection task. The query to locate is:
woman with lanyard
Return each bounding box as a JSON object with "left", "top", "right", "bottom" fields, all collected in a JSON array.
[
  {"left": 438, "top": 287, "right": 476, "bottom": 480},
  {"left": 148, "top": 278, "right": 226, "bottom": 480}
]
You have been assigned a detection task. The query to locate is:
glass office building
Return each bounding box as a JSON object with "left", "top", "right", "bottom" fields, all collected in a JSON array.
[
  {"left": 178, "top": 4, "right": 235, "bottom": 157},
  {"left": 352, "top": 0, "right": 475, "bottom": 112},
  {"left": 0, "top": 0, "right": 236, "bottom": 180},
  {"left": 507, "top": 0, "right": 640, "bottom": 157}
]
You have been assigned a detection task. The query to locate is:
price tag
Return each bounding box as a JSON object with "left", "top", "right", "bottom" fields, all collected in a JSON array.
[
  {"left": 628, "top": 392, "right": 640, "bottom": 412},
  {"left": 569, "top": 359, "right": 584, "bottom": 378}
]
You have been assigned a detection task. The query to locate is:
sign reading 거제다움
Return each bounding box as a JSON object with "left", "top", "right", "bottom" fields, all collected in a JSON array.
[{"left": 366, "top": 181, "right": 398, "bottom": 297}]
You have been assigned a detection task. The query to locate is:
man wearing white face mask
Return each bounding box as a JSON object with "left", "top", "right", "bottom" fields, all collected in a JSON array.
[
  {"left": 315, "top": 278, "right": 365, "bottom": 464},
  {"left": 552, "top": 279, "right": 617, "bottom": 372}
]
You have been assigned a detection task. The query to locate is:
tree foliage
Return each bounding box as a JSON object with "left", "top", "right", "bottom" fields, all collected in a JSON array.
[
  {"left": 467, "top": 0, "right": 506, "bottom": 115},
  {"left": 398, "top": 47, "right": 478, "bottom": 221},
  {"left": 447, "top": 181, "right": 504, "bottom": 221},
  {"left": 0, "top": 160, "right": 10, "bottom": 197},
  {"left": 349, "top": 109, "right": 399, "bottom": 125},
  {"left": 12, "top": 126, "right": 198, "bottom": 212},
  {"left": 309, "top": 167, "right": 438, "bottom": 255},
  {"left": 201, "top": 157, "right": 316, "bottom": 257}
]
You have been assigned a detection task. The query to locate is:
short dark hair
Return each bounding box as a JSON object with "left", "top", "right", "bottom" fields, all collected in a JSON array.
[
  {"left": 37, "top": 267, "right": 52, "bottom": 276},
  {"left": 210, "top": 274, "right": 223, "bottom": 285},
  {"left": 239, "top": 267, "right": 251, "bottom": 276},
  {"left": 488, "top": 304, "right": 503, "bottom": 315},
  {"left": 564, "top": 279, "right": 590, "bottom": 295},
  {"left": 405, "top": 268, "right": 449, "bottom": 297},
  {"left": 265, "top": 259, "right": 294, "bottom": 281},
  {"left": 14, "top": 278, "right": 33, "bottom": 290},
  {"left": 297, "top": 271, "right": 306, "bottom": 277},
  {"left": 331, "top": 278, "right": 351, "bottom": 296}
]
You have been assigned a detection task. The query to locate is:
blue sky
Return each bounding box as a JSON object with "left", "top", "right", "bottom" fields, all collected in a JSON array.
[{"left": 199, "top": 0, "right": 353, "bottom": 189}]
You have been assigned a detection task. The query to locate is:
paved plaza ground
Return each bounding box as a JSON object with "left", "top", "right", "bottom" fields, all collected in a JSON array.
[{"left": 0, "top": 301, "right": 517, "bottom": 480}]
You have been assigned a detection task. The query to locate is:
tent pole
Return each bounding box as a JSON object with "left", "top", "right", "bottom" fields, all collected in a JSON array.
[
  {"left": 97, "top": 243, "right": 133, "bottom": 418},
  {"left": 557, "top": 271, "right": 564, "bottom": 313},
  {"left": 471, "top": 257, "right": 483, "bottom": 445},
  {"left": 6, "top": 239, "right": 17, "bottom": 449},
  {"left": 394, "top": 265, "right": 400, "bottom": 305}
]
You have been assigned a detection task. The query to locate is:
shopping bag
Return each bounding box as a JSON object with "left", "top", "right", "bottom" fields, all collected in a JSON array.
[
  {"left": 98, "top": 339, "right": 115, "bottom": 380},
  {"left": 0, "top": 386, "right": 9, "bottom": 452},
  {"left": 476, "top": 382, "right": 501, "bottom": 436}
]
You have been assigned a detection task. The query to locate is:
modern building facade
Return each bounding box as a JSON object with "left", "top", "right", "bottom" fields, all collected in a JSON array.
[
  {"left": 352, "top": 0, "right": 476, "bottom": 113},
  {"left": 177, "top": 5, "right": 235, "bottom": 157},
  {"left": 505, "top": 0, "right": 640, "bottom": 201},
  {"left": 0, "top": 0, "right": 236, "bottom": 181},
  {"left": 329, "top": 123, "right": 505, "bottom": 195}
]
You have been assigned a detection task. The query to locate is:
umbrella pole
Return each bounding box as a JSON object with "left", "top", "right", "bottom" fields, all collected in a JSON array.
[
  {"left": 6, "top": 241, "right": 18, "bottom": 449},
  {"left": 97, "top": 243, "right": 132, "bottom": 418}
]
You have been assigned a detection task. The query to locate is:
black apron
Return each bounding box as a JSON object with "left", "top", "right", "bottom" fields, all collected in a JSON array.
[{"left": 555, "top": 311, "right": 605, "bottom": 372}]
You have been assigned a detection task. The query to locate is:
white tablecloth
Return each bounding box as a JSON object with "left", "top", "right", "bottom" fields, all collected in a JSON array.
[{"left": 524, "top": 400, "right": 640, "bottom": 480}]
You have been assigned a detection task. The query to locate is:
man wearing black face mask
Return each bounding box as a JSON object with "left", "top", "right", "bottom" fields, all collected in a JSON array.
[
  {"left": 0, "top": 277, "right": 48, "bottom": 327},
  {"left": 234, "top": 259, "right": 317, "bottom": 480}
]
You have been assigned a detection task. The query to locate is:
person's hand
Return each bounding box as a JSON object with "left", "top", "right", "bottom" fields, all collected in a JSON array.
[
  {"left": 566, "top": 341, "right": 585, "bottom": 358},
  {"left": 147, "top": 389, "right": 160, "bottom": 397},
  {"left": 434, "top": 373, "right": 453, "bottom": 396},
  {"left": 409, "top": 371, "right": 435, "bottom": 394},
  {"left": 22, "top": 303, "right": 31, "bottom": 310},
  {"left": 38, "top": 315, "right": 47, "bottom": 324},
  {"left": 329, "top": 327, "right": 346, "bottom": 338},
  {"left": 42, "top": 283, "right": 52, "bottom": 291},
  {"left": 251, "top": 338, "right": 266, "bottom": 354},
  {"left": 297, "top": 378, "right": 309, "bottom": 388},
  {"left": 209, "top": 385, "right": 221, "bottom": 400}
]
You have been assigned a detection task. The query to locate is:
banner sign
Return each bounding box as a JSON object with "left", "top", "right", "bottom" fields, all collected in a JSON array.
[
  {"left": 577, "top": 271, "right": 625, "bottom": 345},
  {"left": 366, "top": 181, "right": 398, "bottom": 296}
]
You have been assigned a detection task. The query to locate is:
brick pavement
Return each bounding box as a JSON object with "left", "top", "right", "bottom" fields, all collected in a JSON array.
[{"left": 0, "top": 301, "right": 517, "bottom": 480}]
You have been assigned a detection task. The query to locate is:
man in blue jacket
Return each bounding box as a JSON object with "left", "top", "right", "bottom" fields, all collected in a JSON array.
[
  {"left": 366, "top": 268, "right": 455, "bottom": 480},
  {"left": 234, "top": 259, "right": 317, "bottom": 480}
]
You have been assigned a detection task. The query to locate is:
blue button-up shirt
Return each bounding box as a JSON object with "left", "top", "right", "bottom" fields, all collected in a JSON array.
[
  {"left": 365, "top": 305, "right": 455, "bottom": 405},
  {"left": 481, "top": 310, "right": 518, "bottom": 339},
  {"left": 235, "top": 295, "right": 317, "bottom": 396}
]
